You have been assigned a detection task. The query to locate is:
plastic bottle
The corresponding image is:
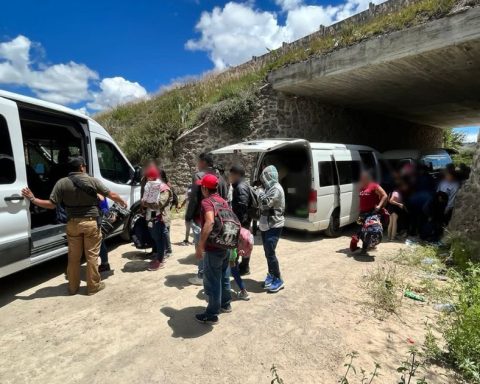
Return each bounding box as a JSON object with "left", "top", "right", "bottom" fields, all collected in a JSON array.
[
  {"left": 433, "top": 303, "right": 455, "bottom": 313},
  {"left": 404, "top": 290, "right": 426, "bottom": 302}
]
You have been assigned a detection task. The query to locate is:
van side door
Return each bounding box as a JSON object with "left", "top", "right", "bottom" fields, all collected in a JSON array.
[
  {"left": 0, "top": 98, "right": 30, "bottom": 276},
  {"left": 315, "top": 150, "right": 338, "bottom": 227},
  {"left": 332, "top": 150, "right": 361, "bottom": 225}
]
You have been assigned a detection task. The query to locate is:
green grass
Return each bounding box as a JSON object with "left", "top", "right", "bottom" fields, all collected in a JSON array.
[{"left": 96, "top": 0, "right": 464, "bottom": 164}]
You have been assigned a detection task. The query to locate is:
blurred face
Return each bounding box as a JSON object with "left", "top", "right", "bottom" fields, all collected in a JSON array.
[
  {"left": 201, "top": 185, "right": 208, "bottom": 197},
  {"left": 359, "top": 171, "right": 371, "bottom": 188},
  {"left": 229, "top": 172, "right": 241, "bottom": 185},
  {"left": 197, "top": 160, "right": 207, "bottom": 171},
  {"left": 444, "top": 171, "right": 454, "bottom": 182}
]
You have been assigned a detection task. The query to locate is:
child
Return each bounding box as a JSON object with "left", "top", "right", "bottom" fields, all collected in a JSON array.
[
  {"left": 142, "top": 166, "right": 162, "bottom": 220},
  {"left": 387, "top": 187, "right": 406, "bottom": 241},
  {"left": 230, "top": 227, "right": 254, "bottom": 300}
]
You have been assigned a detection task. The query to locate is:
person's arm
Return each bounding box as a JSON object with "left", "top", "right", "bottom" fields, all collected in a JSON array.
[
  {"left": 236, "top": 184, "right": 250, "bottom": 224},
  {"left": 21, "top": 187, "right": 56, "bottom": 210},
  {"left": 258, "top": 187, "right": 280, "bottom": 209},
  {"left": 106, "top": 191, "right": 127, "bottom": 208},
  {"left": 374, "top": 185, "right": 388, "bottom": 211},
  {"left": 389, "top": 192, "right": 404, "bottom": 209},
  {"left": 196, "top": 210, "right": 214, "bottom": 259}
]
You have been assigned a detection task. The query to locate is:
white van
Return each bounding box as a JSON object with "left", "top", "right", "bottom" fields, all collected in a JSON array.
[
  {"left": 212, "top": 139, "right": 381, "bottom": 236},
  {"left": 0, "top": 91, "right": 142, "bottom": 278}
]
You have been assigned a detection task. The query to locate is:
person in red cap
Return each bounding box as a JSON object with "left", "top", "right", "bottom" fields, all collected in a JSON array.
[{"left": 194, "top": 174, "right": 232, "bottom": 324}]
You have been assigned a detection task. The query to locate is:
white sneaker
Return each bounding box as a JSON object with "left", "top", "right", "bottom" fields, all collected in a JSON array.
[
  {"left": 188, "top": 276, "right": 203, "bottom": 286},
  {"left": 237, "top": 290, "right": 250, "bottom": 301}
]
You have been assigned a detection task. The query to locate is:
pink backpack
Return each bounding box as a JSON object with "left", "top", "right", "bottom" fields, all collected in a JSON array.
[{"left": 237, "top": 227, "right": 254, "bottom": 258}]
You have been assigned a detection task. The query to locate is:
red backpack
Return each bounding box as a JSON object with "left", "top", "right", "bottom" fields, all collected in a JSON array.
[{"left": 207, "top": 197, "right": 241, "bottom": 249}]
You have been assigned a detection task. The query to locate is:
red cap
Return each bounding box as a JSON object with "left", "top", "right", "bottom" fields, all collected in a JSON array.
[
  {"left": 196, "top": 174, "right": 218, "bottom": 189},
  {"left": 145, "top": 166, "right": 160, "bottom": 180}
]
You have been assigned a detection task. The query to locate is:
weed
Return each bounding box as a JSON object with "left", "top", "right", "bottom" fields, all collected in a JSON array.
[
  {"left": 270, "top": 364, "right": 285, "bottom": 384},
  {"left": 362, "top": 262, "right": 405, "bottom": 319},
  {"left": 397, "top": 347, "right": 428, "bottom": 384},
  {"left": 339, "top": 352, "right": 380, "bottom": 384}
]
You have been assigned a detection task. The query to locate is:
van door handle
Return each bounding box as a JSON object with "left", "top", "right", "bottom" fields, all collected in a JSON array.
[{"left": 4, "top": 195, "right": 24, "bottom": 202}]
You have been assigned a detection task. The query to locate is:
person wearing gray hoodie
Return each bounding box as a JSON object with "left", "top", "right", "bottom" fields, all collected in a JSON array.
[{"left": 257, "top": 165, "right": 285, "bottom": 293}]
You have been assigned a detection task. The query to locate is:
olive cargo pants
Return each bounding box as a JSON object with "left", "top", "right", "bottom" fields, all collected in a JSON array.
[{"left": 66, "top": 218, "right": 102, "bottom": 295}]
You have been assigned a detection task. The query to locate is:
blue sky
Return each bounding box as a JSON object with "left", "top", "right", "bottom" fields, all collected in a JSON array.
[{"left": 0, "top": 0, "right": 478, "bottom": 140}]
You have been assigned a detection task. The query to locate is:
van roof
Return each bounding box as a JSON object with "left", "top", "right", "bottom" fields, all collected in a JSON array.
[{"left": 0, "top": 90, "right": 90, "bottom": 121}]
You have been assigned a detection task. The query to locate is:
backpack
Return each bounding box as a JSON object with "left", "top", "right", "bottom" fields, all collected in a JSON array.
[
  {"left": 237, "top": 227, "right": 254, "bottom": 258},
  {"left": 207, "top": 197, "right": 241, "bottom": 250},
  {"left": 130, "top": 214, "right": 154, "bottom": 249},
  {"left": 247, "top": 185, "right": 261, "bottom": 221}
]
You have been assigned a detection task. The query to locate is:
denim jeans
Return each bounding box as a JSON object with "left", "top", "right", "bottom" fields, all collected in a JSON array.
[
  {"left": 99, "top": 240, "right": 108, "bottom": 265},
  {"left": 148, "top": 220, "right": 167, "bottom": 262},
  {"left": 261, "top": 227, "right": 283, "bottom": 278},
  {"left": 203, "top": 249, "right": 231, "bottom": 316},
  {"left": 165, "top": 225, "right": 172, "bottom": 254}
]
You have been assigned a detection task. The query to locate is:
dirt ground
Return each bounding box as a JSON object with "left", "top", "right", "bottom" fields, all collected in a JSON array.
[{"left": 0, "top": 219, "right": 455, "bottom": 384}]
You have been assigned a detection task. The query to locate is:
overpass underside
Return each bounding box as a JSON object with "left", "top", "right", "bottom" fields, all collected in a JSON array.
[{"left": 268, "top": 7, "right": 480, "bottom": 129}]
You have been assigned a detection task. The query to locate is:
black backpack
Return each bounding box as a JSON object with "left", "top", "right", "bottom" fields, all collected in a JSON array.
[
  {"left": 207, "top": 197, "right": 241, "bottom": 249},
  {"left": 247, "top": 185, "right": 261, "bottom": 221}
]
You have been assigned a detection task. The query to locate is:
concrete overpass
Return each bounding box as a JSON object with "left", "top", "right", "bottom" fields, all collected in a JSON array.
[{"left": 268, "top": 6, "right": 480, "bottom": 129}]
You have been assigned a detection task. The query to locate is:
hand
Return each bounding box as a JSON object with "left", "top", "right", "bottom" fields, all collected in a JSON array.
[
  {"left": 399, "top": 203, "right": 404, "bottom": 210},
  {"left": 119, "top": 199, "right": 127, "bottom": 208},
  {"left": 373, "top": 206, "right": 380, "bottom": 213},
  {"left": 195, "top": 246, "right": 204, "bottom": 260},
  {"left": 21, "top": 187, "right": 34, "bottom": 201}
]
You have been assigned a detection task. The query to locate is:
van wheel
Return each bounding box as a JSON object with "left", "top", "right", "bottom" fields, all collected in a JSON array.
[{"left": 325, "top": 211, "right": 341, "bottom": 238}]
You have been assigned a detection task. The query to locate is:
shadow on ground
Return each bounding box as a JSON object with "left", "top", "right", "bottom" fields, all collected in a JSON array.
[
  {"left": 176, "top": 253, "right": 197, "bottom": 266},
  {"left": 161, "top": 306, "right": 213, "bottom": 338},
  {"left": 164, "top": 272, "right": 197, "bottom": 290},
  {"left": 336, "top": 248, "right": 376, "bottom": 262}
]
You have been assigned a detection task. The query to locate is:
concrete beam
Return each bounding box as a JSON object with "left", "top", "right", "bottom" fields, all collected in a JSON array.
[{"left": 268, "top": 7, "right": 480, "bottom": 128}]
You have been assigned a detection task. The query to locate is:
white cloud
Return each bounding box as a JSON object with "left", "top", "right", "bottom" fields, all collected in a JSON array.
[
  {"left": 87, "top": 77, "right": 148, "bottom": 111},
  {"left": 0, "top": 35, "right": 147, "bottom": 110},
  {"left": 186, "top": 0, "right": 385, "bottom": 70},
  {"left": 464, "top": 132, "right": 479, "bottom": 143}
]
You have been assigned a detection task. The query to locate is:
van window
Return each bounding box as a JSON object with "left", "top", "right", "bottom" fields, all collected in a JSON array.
[
  {"left": 96, "top": 140, "right": 131, "bottom": 184},
  {"left": 359, "top": 151, "right": 377, "bottom": 180},
  {"left": 336, "top": 161, "right": 361, "bottom": 185},
  {"left": 0, "top": 115, "right": 16, "bottom": 184},
  {"left": 319, "top": 161, "right": 336, "bottom": 187}
]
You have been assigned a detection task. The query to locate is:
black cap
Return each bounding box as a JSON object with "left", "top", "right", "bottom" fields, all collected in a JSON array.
[
  {"left": 230, "top": 164, "right": 245, "bottom": 177},
  {"left": 68, "top": 156, "right": 86, "bottom": 171}
]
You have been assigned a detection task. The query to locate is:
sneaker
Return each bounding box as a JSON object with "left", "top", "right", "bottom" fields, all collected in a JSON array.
[
  {"left": 98, "top": 263, "right": 111, "bottom": 273},
  {"left": 148, "top": 260, "right": 165, "bottom": 271},
  {"left": 268, "top": 278, "right": 285, "bottom": 293},
  {"left": 263, "top": 274, "right": 274, "bottom": 289},
  {"left": 188, "top": 276, "right": 203, "bottom": 286},
  {"left": 88, "top": 282, "right": 106, "bottom": 296},
  {"left": 195, "top": 313, "right": 219, "bottom": 325},
  {"left": 220, "top": 304, "right": 232, "bottom": 313},
  {"left": 237, "top": 290, "right": 250, "bottom": 301},
  {"left": 180, "top": 240, "right": 190, "bottom": 246}
]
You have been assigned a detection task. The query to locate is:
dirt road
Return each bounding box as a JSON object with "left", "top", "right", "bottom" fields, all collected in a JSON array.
[{"left": 0, "top": 220, "right": 453, "bottom": 383}]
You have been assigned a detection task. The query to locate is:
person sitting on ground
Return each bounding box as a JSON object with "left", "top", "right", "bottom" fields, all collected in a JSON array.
[
  {"left": 437, "top": 167, "right": 460, "bottom": 224},
  {"left": 229, "top": 164, "right": 253, "bottom": 275},
  {"left": 21, "top": 156, "right": 127, "bottom": 295},
  {"left": 258, "top": 165, "right": 285, "bottom": 293},
  {"left": 195, "top": 174, "right": 232, "bottom": 324},
  {"left": 142, "top": 166, "right": 172, "bottom": 271}
]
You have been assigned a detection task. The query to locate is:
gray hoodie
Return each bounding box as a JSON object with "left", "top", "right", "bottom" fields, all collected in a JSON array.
[{"left": 258, "top": 165, "right": 285, "bottom": 231}]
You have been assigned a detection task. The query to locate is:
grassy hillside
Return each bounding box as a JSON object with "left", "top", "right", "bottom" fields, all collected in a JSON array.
[{"left": 95, "top": 0, "right": 463, "bottom": 164}]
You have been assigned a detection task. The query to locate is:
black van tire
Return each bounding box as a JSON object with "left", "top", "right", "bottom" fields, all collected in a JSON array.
[
  {"left": 325, "top": 210, "right": 341, "bottom": 238},
  {"left": 120, "top": 201, "right": 142, "bottom": 241}
]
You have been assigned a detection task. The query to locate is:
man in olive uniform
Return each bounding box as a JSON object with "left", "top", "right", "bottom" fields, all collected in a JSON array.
[{"left": 21, "top": 156, "right": 127, "bottom": 295}]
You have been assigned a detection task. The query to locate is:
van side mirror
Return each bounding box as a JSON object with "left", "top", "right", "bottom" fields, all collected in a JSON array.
[{"left": 131, "top": 166, "right": 142, "bottom": 185}]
